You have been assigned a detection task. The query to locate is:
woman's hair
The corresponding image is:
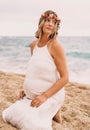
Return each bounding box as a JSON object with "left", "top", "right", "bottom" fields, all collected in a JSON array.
[{"left": 35, "top": 10, "right": 61, "bottom": 40}]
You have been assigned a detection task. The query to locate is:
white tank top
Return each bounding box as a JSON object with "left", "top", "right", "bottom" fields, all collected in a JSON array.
[{"left": 23, "top": 44, "right": 64, "bottom": 99}]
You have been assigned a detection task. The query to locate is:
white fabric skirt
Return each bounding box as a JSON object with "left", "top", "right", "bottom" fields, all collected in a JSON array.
[{"left": 2, "top": 89, "right": 65, "bottom": 130}]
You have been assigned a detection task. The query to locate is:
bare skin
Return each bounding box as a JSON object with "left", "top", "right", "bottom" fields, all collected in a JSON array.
[
  {"left": 17, "top": 90, "right": 25, "bottom": 100},
  {"left": 53, "top": 110, "right": 62, "bottom": 123}
]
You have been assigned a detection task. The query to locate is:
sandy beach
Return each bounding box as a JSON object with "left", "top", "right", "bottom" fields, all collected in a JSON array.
[{"left": 0, "top": 71, "right": 90, "bottom": 130}]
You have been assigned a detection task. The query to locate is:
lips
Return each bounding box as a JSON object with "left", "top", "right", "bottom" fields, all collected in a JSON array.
[{"left": 46, "top": 27, "right": 52, "bottom": 30}]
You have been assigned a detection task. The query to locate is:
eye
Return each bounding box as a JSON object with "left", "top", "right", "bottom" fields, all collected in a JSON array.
[
  {"left": 45, "top": 18, "right": 50, "bottom": 22},
  {"left": 53, "top": 20, "right": 57, "bottom": 25}
]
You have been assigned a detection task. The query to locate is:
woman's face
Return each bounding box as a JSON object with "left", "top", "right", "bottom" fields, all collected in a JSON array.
[{"left": 42, "top": 14, "right": 57, "bottom": 36}]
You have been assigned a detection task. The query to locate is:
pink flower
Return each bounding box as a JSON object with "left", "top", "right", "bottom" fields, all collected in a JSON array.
[{"left": 41, "top": 13, "right": 61, "bottom": 24}]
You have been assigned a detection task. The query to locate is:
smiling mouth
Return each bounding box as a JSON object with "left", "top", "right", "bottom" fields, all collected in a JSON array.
[{"left": 46, "top": 27, "right": 52, "bottom": 30}]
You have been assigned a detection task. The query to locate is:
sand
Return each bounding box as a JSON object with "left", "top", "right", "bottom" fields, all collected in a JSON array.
[{"left": 0, "top": 71, "right": 90, "bottom": 130}]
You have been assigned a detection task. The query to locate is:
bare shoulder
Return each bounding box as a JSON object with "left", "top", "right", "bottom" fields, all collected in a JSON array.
[
  {"left": 30, "top": 39, "right": 38, "bottom": 55},
  {"left": 51, "top": 39, "right": 65, "bottom": 58},
  {"left": 30, "top": 39, "right": 38, "bottom": 48}
]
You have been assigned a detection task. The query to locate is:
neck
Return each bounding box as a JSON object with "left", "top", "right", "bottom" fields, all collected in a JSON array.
[{"left": 39, "top": 34, "right": 50, "bottom": 45}]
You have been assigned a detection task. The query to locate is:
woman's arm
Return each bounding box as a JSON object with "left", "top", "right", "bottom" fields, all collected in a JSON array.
[
  {"left": 30, "top": 40, "right": 37, "bottom": 55},
  {"left": 43, "top": 39, "right": 69, "bottom": 98}
]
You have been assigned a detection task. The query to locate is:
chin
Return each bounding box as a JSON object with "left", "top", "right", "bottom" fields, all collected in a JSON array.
[{"left": 44, "top": 31, "right": 52, "bottom": 35}]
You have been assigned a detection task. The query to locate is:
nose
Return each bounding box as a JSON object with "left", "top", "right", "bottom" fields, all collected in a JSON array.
[{"left": 49, "top": 20, "right": 54, "bottom": 26}]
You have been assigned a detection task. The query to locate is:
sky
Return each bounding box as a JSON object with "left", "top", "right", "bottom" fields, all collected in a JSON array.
[{"left": 0, "top": 0, "right": 90, "bottom": 36}]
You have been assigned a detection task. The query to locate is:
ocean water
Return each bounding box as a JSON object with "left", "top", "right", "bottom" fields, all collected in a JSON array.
[{"left": 0, "top": 36, "right": 90, "bottom": 85}]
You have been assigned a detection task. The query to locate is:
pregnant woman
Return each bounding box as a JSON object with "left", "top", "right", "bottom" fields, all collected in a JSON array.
[{"left": 2, "top": 10, "right": 69, "bottom": 130}]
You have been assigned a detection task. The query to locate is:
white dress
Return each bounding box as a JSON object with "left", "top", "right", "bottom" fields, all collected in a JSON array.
[{"left": 2, "top": 44, "right": 65, "bottom": 130}]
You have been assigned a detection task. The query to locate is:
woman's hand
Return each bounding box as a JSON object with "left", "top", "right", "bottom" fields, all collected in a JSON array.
[
  {"left": 17, "top": 90, "right": 26, "bottom": 100},
  {"left": 31, "top": 93, "right": 48, "bottom": 107}
]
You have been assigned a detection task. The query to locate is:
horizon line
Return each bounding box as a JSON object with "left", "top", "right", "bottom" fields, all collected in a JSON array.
[{"left": 0, "top": 35, "right": 90, "bottom": 37}]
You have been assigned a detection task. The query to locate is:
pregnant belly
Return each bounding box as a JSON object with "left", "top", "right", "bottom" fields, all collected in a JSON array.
[{"left": 23, "top": 79, "right": 52, "bottom": 99}]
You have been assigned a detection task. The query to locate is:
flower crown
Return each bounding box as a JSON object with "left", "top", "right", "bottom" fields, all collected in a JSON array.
[{"left": 41, "top": 13, "right": 61, "bottom": 24}]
